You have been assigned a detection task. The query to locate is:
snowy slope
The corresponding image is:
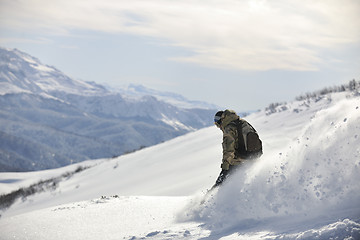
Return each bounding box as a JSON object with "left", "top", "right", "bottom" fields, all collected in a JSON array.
[{"left": 0, "top": 90, "right": 359, "bottom": 239}]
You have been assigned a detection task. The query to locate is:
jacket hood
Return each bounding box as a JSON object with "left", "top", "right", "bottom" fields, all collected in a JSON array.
[{"left": 220, "top": 109, "right": 239, "bottom": 127}]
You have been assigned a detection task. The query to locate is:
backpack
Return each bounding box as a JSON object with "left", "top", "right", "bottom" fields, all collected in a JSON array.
[{"left": 232, "top": 119, "right": 263, "bottom": 159}]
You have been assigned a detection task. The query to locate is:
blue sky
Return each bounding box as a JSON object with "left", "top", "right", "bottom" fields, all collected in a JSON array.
[{"left": 0, "top": 0, "right": 359, "bottom": 111}]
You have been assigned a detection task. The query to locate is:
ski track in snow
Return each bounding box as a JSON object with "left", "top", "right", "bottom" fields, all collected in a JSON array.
[{"left": 0, "top": 93, "right": 360, "bottom": 239}]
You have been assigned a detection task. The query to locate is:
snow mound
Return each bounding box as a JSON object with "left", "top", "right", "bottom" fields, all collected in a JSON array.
[
  {"left": 0, "top": 195, "right": 194, "bottom": 240},
  {"left": 182, "top": 97, "right": 360, "bottom": 235}
]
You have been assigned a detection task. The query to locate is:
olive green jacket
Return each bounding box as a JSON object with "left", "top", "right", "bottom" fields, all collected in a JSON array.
[{"left": 218, "top": 110, "right": 244, "bottom": 170}]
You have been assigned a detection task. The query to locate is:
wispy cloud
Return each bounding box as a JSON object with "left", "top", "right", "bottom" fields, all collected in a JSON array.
[
  {"left": 0, "top": 37, "right": 52, "bottom": 45},
  {"left": 1, "top": 0, "right": 359, "bottom": 71}
]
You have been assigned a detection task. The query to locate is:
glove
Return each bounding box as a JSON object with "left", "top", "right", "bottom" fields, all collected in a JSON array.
[
  {"left": 214, "top": 169, "right": 229, "bottom": 187},
  {"left": 221, "top": 162, "right": 230, "bottom": 170}
]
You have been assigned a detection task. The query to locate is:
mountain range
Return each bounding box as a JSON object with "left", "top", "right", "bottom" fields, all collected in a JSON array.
[{"left": 0, "top": 47, "right": 217, "bottom": 172}]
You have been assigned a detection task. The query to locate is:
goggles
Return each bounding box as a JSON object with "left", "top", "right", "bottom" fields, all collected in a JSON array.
[{"left": 214, "top": 115, "right": 222, "bottom": 125}]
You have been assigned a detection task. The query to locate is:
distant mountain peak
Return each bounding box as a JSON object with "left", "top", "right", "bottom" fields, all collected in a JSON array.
[
  {"left": 1, "top": 47, "right": 218, "bottom": 110},
  {"left": 0, "top": 47, "right": 108, "bottom": 96},
  {"left": 114, "top": 83, "right": 219, "bottom": 109}
]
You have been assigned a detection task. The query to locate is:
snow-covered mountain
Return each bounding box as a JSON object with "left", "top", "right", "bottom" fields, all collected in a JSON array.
[
  {"left": 116, "top": 84, "right": 219, "bottom": 109},
  {"left": 0, "top": 47, "right": 217, "bottom": 172},
  {"left": 0, "top": 48, "right": 107, "bottom": 96},
  {"left": 0, "top": 85, "right": 359, "bottom": 239}
]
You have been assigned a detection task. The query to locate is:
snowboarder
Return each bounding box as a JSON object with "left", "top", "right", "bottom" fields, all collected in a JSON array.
[{"left": 212, "top": 109, "right": 262, "bottom": 189}]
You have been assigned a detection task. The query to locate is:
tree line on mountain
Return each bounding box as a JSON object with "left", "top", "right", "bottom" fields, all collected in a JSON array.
[
  {"left": 265, "top": 79, "right": 359, "bottom": 115},
  {"left": 0, "top": 166, "right": 90, "bottom": 216},
  {"left": 295, "top": 79, "right": 359, "bottom": 101}
]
